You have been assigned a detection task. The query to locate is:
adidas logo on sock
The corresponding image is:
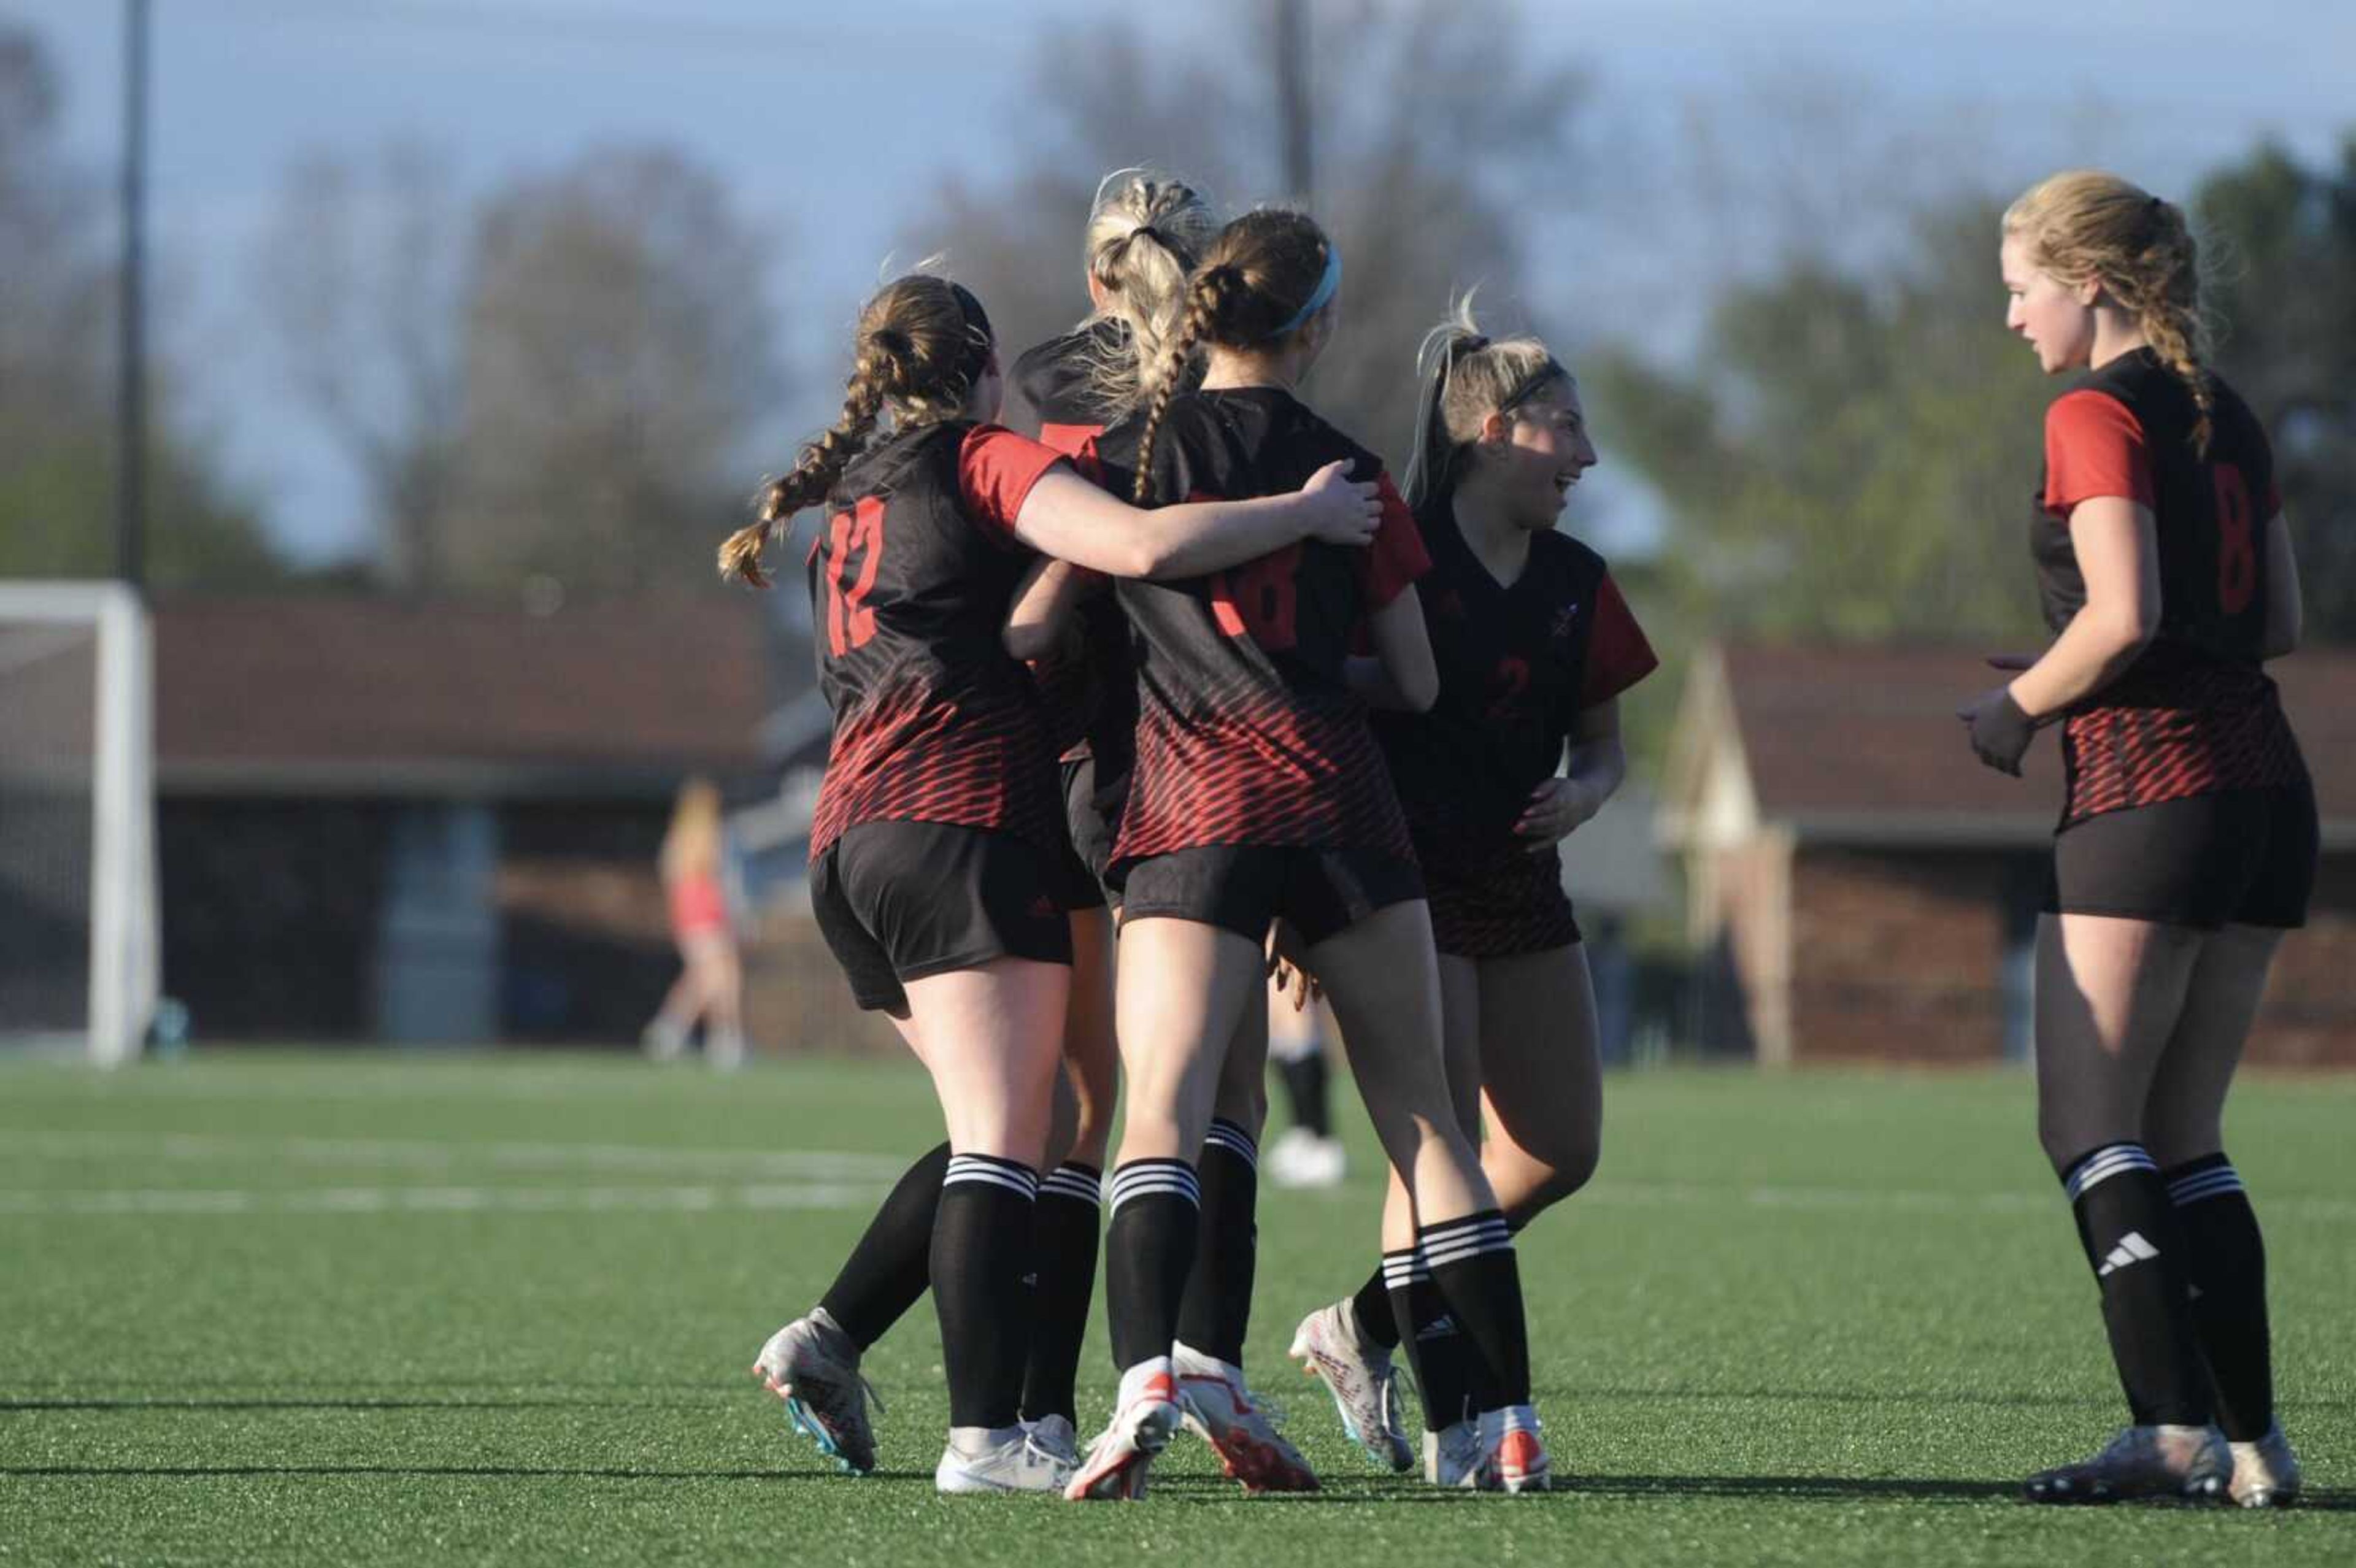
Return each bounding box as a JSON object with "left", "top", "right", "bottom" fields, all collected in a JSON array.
[
  {"left": 1415, "top": 1315, "right": 1459, "bottom": 1342},
  {"left": 2096, "top": 1231, "right": 2160, "bottom": 1277}
]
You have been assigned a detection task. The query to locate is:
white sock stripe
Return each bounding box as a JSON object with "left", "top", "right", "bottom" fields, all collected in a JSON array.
[
  {"left": 942, "top": 1159, "right": 1039, "bottom": 1199},
  {"left": 1108, "top": 1161, "right": 1199, "bottom": 1213},
  {"left": 1380, "top": 1256, "right": 1430, "bottom": 1287},
  {"left": 2167, "top": 1166, "right": 2245, "bottom": 1204},
  {"left": 2065, "top": 1144, "right": 2157, "bottom": 1201},
  {"left": 1416, "top": 1223, "right": 1512, "bottom": 1258},
  {"left": 1039, "top": 1167, "right": 1104, "bottom": 1205},
  {"left": 1419, "top": 1236, "right": 1514, "bottom": 1269},
  {"left": 1202, "top": 1121, "right": 1260, "bottom": 1168},
  {"left": 1418, "top": 1213, "right": 1511, "bottom": 1242}
]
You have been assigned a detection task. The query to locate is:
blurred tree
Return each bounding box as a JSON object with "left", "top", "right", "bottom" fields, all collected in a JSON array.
[
  {"left": 256, "top": 144, "right": 783, "bottom": 596},
  {"left": 0, "top": 25, "right": 283, "bottom": 589},
  {"left": 2197, "top": 136, "right": 2356, "bottom": 639},
  {"left": 874, "top": 0, "right": 1582, "bottom": 472}
]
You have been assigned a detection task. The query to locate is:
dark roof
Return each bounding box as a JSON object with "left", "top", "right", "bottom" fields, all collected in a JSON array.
[
  {"left": 1718, "top": 640, "right": 2356, "bottom": 834},
  {"left": 155, "top": 596, "right": 783, "bottom": 797}
]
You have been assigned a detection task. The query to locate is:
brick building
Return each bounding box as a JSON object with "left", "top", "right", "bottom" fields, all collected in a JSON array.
[{"left": 1660, "top": 642, "right": 2356, "bottom": 1066}]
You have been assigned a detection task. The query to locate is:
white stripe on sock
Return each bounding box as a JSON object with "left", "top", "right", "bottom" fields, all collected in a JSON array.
[
  {"left": 944, "top": 1156, "right": 1039, "bottom": 1200},
  {"left": 2166, "top": 1167, "right": 2245, "bottom": 1205},
  {"left": 2065, "top": 1144, "right": 2157, "bottom": 1202}
]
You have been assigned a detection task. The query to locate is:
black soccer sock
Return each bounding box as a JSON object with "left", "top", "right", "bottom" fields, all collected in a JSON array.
[
  {"left": 1104, "top": 1158, "right": 1200, "bottom": 1373},
  {"left": 1350, "top": 1262, "right": 1400, "bottom": 1351},
  {"left": 2062, "top": 1143, "right": 2211, "bottom": 1428},
  {"left": 1384, "top": 1248, "right": 1471, "bottom": 1434},
  {"left": 1276, "top": 1050, "right": 1333, "bottom": 1139},
  {"left": 1176, "top": 1118, "right": 1259, "bottom": 1366},
  {"left": 1020, "top": 1161, "right": 1102, "bottom": 1426},
  {"left": 818, "top": 1140, "right": 949, "bottom": 1350},
  {"left": 2165, "top": 1153, "right": 2274, "bottom": 1441},
  {"left": 1422, "top": 1210, "right": 1531, "bottom": 1413},
  {"left": 931, "top": 1153, "right": 1037, "bottom": 1429}
]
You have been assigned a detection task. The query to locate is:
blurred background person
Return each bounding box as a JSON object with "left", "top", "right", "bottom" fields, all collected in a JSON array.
[{"left": 642, "top": 775, "right": 747, "bottom": 1068}]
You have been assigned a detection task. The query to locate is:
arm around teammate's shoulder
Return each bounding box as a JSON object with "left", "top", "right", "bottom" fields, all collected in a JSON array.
[{"left": 1005, "top": 460, "right": 1380, "bottom": 580}]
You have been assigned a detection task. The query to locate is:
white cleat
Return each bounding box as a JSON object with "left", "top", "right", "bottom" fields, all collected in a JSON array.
[
  {"left": 1023, "top": 1413, "right": 1080, "bottom": 1468},
  {"left": 1174, "top": 1343, "right": 1319, "bottom": 1493},
  {"left": 1265, "top": 1127, "right": 1348, "bottom": 1188},
  {"left": 935, "top": 1425, "right": 1077, "bottom": 1495},
  {"left": 1288, "top": 1301, "right": 1414, "bottom": 1473},
  {"left": 1474, "top": 1408, "right": 1552, "bottom": 1494},
  {"left": 752, "top": 1309, "right": 880, "bottom": 1475},
  {"left": 2024, "top": 1424, "right": 2230, "bottom": 1504},
  {"left": 2229, "top": 1423, "right": 2301, "bottom": 1508},
  {"left": 1066, "top": 1370, "right": 1182, "bottom": 1501},
  {"left": 1425, "top": 1420, "right": 1482, "bottom": 1488}
]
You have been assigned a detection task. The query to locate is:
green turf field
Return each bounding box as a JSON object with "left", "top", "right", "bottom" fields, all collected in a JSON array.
[{"left": 1, "top": 1053, "right": 2349, "bottom": 1566}]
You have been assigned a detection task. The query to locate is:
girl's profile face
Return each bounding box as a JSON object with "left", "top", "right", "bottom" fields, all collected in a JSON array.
[
  {"left": 1482, "top": 379, "right": 1596, "bottom": 532},
  {"left": 2001, "top": 233, "right": 2096, "bottom": 375}
]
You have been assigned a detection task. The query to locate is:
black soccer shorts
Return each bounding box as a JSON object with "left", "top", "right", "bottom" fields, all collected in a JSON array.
[
  {"left": 1116, "top": 842, "right": 1425, "bottom": 948},
  {"left": 810, "top": 821, "right": 1077, "bottom": 1013},
  {"left": 2044, "top": 780, "right": 2318, "bottom": 931},
  {"left": 1423, "top": 843, "right": 1584, "bottom": 958}
]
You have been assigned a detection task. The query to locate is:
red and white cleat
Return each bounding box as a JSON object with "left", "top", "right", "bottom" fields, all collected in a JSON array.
[
  {"left": 1065, "top": 1369, "right": 1182, "bottom": 1502},
  {"left": 1175, "top": 1343, "right": 1320, "bottom": 1494},
  {"left": 1476, "top": 1408, "right": 1552, "bottom": 1494}
]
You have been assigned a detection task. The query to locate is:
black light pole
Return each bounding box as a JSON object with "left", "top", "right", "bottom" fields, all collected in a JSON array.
[
  {"left": 1274, "top": 0, "right": 1312, "bottom": 204},
  {"left": 117, "top": 0, "right": 150, "bottom": 592}
]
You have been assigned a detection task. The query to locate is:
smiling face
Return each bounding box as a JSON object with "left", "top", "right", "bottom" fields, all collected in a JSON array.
[
  {"left": 1475, "top": 376, "right": 1597, "bottom": 532},
  {"left": 2001, "top": 231, "right": 2097, "bottom": 375}
]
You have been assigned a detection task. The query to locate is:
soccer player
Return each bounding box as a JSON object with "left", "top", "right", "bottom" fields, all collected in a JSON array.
[
  {"left": 639, "top": 776, "right": 747, "bottom": 1068},
  {"left": 1058, "top": 210, "right": 1551, "bottom": 1499},
  {"left": 1962, "top": 171, "right": 2312, "bottom": 1506},
  {"left": 1288, "top": 299, "right": 1656, "bottom": 1484},
  {"left": 722, "top": 272, "right": 1383, "bottom": 1494}
]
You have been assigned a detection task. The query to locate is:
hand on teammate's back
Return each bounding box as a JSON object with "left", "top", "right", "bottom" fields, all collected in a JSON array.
[
  {"left": 1295, "top": 459, "right": 1384, "bottom": 546},
  {"left": 1515, "top": 777, "right": 1601, "bottom": 850}
]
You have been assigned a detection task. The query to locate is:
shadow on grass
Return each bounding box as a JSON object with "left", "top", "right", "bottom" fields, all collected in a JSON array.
[{"left": 0, "top": 1397, "right": 722, "bottom": 1413}]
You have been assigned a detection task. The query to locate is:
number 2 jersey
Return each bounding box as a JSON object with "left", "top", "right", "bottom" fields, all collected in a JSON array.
[
  {"left": 803, "top": 419, "right": 1070, "bottom": 863},
  {"left": 1085, "top": 386, "right": 1430, "bottom": 871},
  {"left": 1373, "top": 506, "right": 1657, "bottom": 872},
  {"left": 2032, "top": 348, "right": 2306, "bottom": 825}
]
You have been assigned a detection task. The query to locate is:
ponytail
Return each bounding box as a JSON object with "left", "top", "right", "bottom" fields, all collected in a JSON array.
[
  {"left": 1401, "top": 289, "right": 1572, "bottom": 512},
  {"left": 1131, "top": 265, "right": 1241, "bottom": 505}
]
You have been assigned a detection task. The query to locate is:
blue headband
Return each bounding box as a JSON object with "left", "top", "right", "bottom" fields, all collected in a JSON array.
[{"left": 1269, "top": 247, "right": 1342, "bottom": 339}]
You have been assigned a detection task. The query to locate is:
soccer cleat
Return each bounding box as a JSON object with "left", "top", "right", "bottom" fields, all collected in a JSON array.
[
  {"left": 1475, "top": 1409, "right": 1552, "bottom": 1494},
  {"left": 1425, "top": 1420, "right": 1482, "bottom": 1488},
  {"left": 752, "top": 1309, "right": 882, "bottom": 1475},
  {"left": 1065, "top": 1372, "right": 1182, "bottom": 1502},
  {"left": 640, "top": 1017, "right": 688, "bottom": 1061},
  {"left": 1288, "top": 1301, "right": 1414, "bottom": 1472},
  {"left": 2023, "top": 1424, "right": 2230, "bottom": 1504},
  {"left": 934, "top": 1426, "right": 1077, "bottom": 1495},
  {"left": 2228, "top": 1423, "right": 2301, "bottom": 1508},
  {"left": 1023, "top": 1413, "right": 1080, "bottom": 1467},
  {"left": 1265, "top": 1127, "right": 1347, "bottom": 1188},
  {"left": 1174, "top": 1343, "right": 1320, "bottom": 1493}
]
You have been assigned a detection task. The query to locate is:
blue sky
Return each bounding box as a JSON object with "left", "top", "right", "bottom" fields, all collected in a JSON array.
[{"left": 10, "top": 0, "right": 2350, "bottom": 566}]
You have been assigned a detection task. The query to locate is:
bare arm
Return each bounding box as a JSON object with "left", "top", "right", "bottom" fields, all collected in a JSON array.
[
  {"left": 1003, "top": 557, "right": 1093, "bottom": 661},
  {"left": 2261, "top": 511, "right": 2301, "bottom": 660},
  {"left": 1515, "top": 699, "right": 1625, "bottom": 851},
  {"left": 1007, "top": 462, "right": 1378, "bottom": 580},
  {"left": 1343, "top": 655, "right": 1418, "bottom": 710},
  {"left": 1359, "top": 590, "right": 1438, "bottom": 714},
  {"left": 2007, "top": 497, "right": 2161, "bottom": 718}
]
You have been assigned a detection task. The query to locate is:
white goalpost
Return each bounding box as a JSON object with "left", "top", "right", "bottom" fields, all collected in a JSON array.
[{"left": 0, "top": 582, "right": 158, "bottom": 1066}]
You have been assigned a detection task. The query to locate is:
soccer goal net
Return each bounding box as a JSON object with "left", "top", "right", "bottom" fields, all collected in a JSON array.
[{"left": 0, "top": 582, "right": 158, "bottom": 1065}]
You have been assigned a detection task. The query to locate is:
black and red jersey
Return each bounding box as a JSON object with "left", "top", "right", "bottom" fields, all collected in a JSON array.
[
  {"left": 1005, "top": 323, "right": 1138, "bottom": 769},
  {"left": 1374, "top": 507, "right": 1657, "bottom": 866},
  {"left": 1085, "top": 385, "right": 1430, "bottom": 868},
  {"left": 1006, "top": 320, "right": 1126, "bottom": 458},
  {"left": 803, "top": 420, "right": 1069, "bottom": 861},
  {"left": 2030, "top": 348, "right": 2304, "bottom": 823}
]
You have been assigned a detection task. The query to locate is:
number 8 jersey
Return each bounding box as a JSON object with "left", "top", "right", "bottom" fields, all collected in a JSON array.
[
  {"left": 1086, "top": 386, "right": 1430, "bottom": 871},
  {"left": 804, "top": 420, "right": 1069, "bottom": 863},
  {"left": 2031, "top": 347, "right": 2306, "bottom": 824}
]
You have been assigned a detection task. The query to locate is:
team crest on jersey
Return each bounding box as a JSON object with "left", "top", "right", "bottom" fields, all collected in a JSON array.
[
  {"left": 1434, "top": 589, "right": 1468, "bottom": 620},
  {"left": 1549, "top": 604, "right": 1582, "bottom": 640}
]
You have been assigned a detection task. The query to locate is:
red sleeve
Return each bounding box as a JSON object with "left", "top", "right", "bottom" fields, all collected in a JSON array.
[
  {"left": 1579, "top": 574, "right": 1658, "bottom": 708},
  {"left": 2041, "top": 390, "right": 2154, "bottom": 519},
  {"left": 1038, "top": 421, "right": 1103, "bottom": 459},
  {"left": 958, "top": 425, "right": 1067, "bottom": 541},
  {"left": 1358, "top": 474, "right": 1430, "bottom": 610}
]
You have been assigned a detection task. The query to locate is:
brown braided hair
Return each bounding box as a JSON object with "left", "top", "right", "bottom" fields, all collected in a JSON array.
[
  {"left": 720, "top": 275, "right": 993, "bottom": 586},
  {"left": 1130, "top": 209, "right": 1334, "bottom": 506},
  {"left": 2004, "top": 171, "right": 2216, "bottom": 452}
]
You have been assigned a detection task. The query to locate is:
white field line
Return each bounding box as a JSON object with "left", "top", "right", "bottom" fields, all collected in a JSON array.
[
  {"left": 0, "top": 1183, "right": 887, "bottom": 1216},
  {"left": 0, "top": 1130, "right": 909, "bottom": 1180}
]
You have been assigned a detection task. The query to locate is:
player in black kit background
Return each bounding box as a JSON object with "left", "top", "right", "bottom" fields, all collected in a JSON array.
[
  {"left": 1963, "top": 171, "right": 2312, "bottom": 1507},
  {"left": 1050, "top": 210, "right": 1551, "bottom": 1501},
  {"left": 719, "top": 271, "right": 1383, "bottom": 1497},
  {"left": 1290, "top": 298, "right": 1655, "bottom": 1485}
]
